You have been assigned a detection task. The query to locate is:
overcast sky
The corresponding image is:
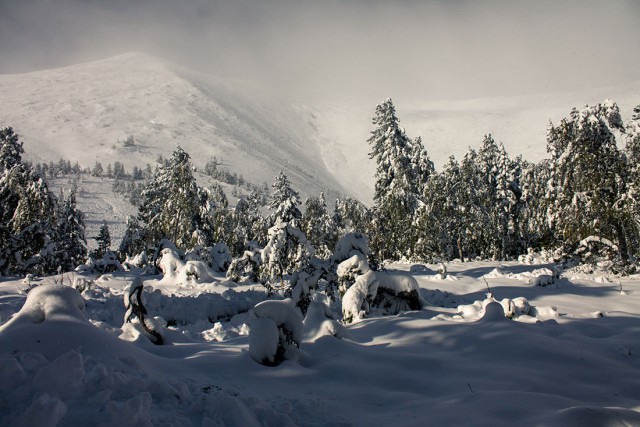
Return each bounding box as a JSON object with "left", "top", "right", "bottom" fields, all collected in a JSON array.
[{"left": 1, "top": 0, "right": 639, "bottom": 104}]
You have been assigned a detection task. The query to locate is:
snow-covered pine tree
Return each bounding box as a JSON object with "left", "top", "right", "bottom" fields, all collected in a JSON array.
[
  {"left": 192, "top": 183, "right": 232, "bottom": 248},
  {"left": 302, "top": 192, "right": 335, "bottom": 259},
  {"left": 56, "top": 188, "right": 87, "bottom": 271},
  {"left": 475, "top": 134, "right": 503, "bottom": 259},
  {"left": 137, "top": 146, "right": 201, "bottom": 250},
  {"left": 119, "top": 215, "right": 146, "bottom": 259},
  {"left": 93, "top": 221, "right": 111, "bottom": 259},
  {"left": 260, "top": 220, "right": 314, "bottom": 289},
  {"left": 0, "top": 127, "right": 59, "bottom": 275},
  {"left": 333, "top": 197, "right": 370, "bottom": 238},
  {"left": 260, "top": 171, "right": 315, "bottom": 290},
  {"left": 623, "top": 105, "right": 640, "bottom": 261},
  {"left": 546, "top": 100, "right": 629, "bottom": 265},
  {"left": 267, "top": 171, "right": 302, "bottom": 227},
  {"left": 415, "top": 156, "right": 467, "bottom": 261},
  {"left": 228, "top": 190, "right": 266, "bottom": 254},
  {"left": 518, "top": 159, "right": 552, "bottom": 250},
  {"left": 495, "top": 145, "right": 523, "bottom": 259},
  {"left": 367, "top": 98, "right": 420, "bottom": 261},
  {"left": 410, "top": 136, "right": 435, "bottom": 194}
]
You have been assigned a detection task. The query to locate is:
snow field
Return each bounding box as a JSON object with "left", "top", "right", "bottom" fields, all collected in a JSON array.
[{"left": 0, "top": 260, "right": 639, "bottom": 426}]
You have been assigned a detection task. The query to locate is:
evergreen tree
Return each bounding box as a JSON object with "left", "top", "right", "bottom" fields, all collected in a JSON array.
[
  {"left": 228, "top": 193, "right": 264, "bottom": 256},
  {"left": 302, "top": 192, "right": 335, "bottom": 259},
  {"left": 415, "top": 156, "right": 467, "bottom": 261},
  {"left": 94, "top": 221, "right": 111, "bottom": 259},
  {"left": 0, "top": 127, "right": 59, "bottom": 275},
  {"left": 260, "top": 220, "right": 314, "bottom": 288},
  {"left": 410, "top": 136, "right": 435, "bottom": 194},
  {"left": 519, "top": 159, "right": 552, "bottom": 250},
  {"left": 56, "top": 188, "right": 87, "bottom": 271},
  {"left": 119, "top": 215, "right": 146, "bottom": 259},
  {"left": 333, "top": 197, "right": 370, "bottom": 237},
  {"left": 367, "top": 98, "right": 423, "bottom": 260},
  {"left": 623, "top": 105, "right": 640, "bottom": 261},
  {"left": 137, "top": 146, "right": 201, "bottom": 249},
  {"left": 546, "top": 100, "right": 629, "bottom": 264},
  {"left": 267, "top": 171, "right": 301, "bottom": 226}
]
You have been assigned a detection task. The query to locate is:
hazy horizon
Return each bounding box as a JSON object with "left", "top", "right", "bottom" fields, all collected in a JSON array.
[{"left": 1, "top": 0, "right": 639, "bottom": 105}]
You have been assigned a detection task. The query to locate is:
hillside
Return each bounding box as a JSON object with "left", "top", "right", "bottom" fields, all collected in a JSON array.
[{"left": 0, "top": 52, "right": 348, "bottom": 203}]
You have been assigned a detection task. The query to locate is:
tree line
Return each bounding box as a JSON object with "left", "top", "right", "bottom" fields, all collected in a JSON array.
[{"left": 1, "top": 97, "right": 639, "bottom": 278}]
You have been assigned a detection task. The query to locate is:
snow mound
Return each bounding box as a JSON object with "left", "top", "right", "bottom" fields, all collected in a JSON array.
[
  {"left": 249, "top": 299, "right": 303, "bottom": 366},
  {"left": 480, "top": 301, "right": 507, "bottom": 322},
  {"left": 302, "top": 302, "right": 350, "bottom": 342},
  {"left": 157, "top": 248, "right": 218, "bottom": 285},
  {"left": 10, "top": 285, "right": 86, "bottom": 325},
  {"left": 454, "top": 294, "right": 558, "bottom": 322},
  {"left": 527, "top": 406, "right": 640, "bottom": 427}
]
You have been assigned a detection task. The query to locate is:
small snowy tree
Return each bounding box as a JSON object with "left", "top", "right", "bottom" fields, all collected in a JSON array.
[
  {"left": 93, "top": 221, "right": 111, "bottom": 259},
  {"left": 260, "top": 220, "right": 314, "bottom": 290},
  {"left": 302, "top": 192, "right": 335, "bottom": 259},
  {"left": 267, "top": 171, "right": 301, "bottom": 227},
  {"left": 56, "top": 188, "right": 87, "bottom": 271}
]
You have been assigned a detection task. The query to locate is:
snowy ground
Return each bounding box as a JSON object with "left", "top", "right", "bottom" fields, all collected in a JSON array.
[{"left": 1, "top": 260, "right": 639, "bottom": 426}]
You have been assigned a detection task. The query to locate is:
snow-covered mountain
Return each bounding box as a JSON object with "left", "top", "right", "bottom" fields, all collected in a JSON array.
[
  {"left": 0, "top": 52, "right": 349, "bottom": 202},
  {"left": 1, "top": 52, "right": 638, "bottom": 206}
]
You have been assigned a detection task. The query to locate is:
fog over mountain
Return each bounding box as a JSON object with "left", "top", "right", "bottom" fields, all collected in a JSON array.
[
  {"left": 2, "top": 0, "right": 639, "bottom": 105},
  {"left": 1, "top": 1, "right": 639, "bottom": 202}
]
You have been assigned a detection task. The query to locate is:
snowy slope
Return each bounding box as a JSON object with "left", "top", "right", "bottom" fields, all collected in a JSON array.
[
  {"left": 0, "top": 52, "right": 348, "bottom": 201},
  {"left": 1, "top": 261, "right": 639, "bottom": 426}
]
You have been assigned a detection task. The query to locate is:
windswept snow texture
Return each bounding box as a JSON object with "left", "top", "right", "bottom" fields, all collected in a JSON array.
[{"left": 1, "top": 261, "right": 639, "bottom": 426}]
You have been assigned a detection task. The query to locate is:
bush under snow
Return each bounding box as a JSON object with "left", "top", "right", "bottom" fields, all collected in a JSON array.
[{"left": 248, "top": 299, "right": 303, "bottom": 366}]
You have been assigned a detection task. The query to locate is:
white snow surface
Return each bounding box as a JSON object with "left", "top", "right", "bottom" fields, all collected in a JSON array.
[{"left": 1, "top": 260, "right": 639, "bottom": 426}]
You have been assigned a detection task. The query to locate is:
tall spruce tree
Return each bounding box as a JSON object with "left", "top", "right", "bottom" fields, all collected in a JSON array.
[
  {"left": 368, "top": 99, "right": 421, "bottom": 261},
  {"left": 94, "top": 221, "right": 111, "bottom": 259},
  {"left": 546, "top": 100, "right": 629, "bottom": 264},
  {"left": 623, "top": 105, "right": 640, "bottom": 261},
  {"left": 56, "top": 188, "right": 87, "bottom": 271},
  {"left": 0, "top": 127, "right": 60, "bottom": 275}
]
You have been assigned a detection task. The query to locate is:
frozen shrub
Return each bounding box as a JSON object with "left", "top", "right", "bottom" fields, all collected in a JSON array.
[
  {"left": 123, "top": 277, "right": 163, "bottom": 345},
  {"left": 210, "top": 242, "right": 232, "bottom": 272},
  {"left": 336, "top": 254, "right": 371, "bottom": 296},
  {"left": 249, "top": 299, "right": 303, "bottom": 366},
  {"left": 341, "top": 271, "right": 377, "bottom": 324},
  {"left": 372, "top": 272, "right": 422, "bottom": 316},
  {"left": 227, "top": 246, "right": 262, "bottom": 283},
  {"left": 342, "top": 271, "right": 422, "bottom": 323},
  {"left": 328, "top": 232, "right": 371, "bottom": 299}
]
